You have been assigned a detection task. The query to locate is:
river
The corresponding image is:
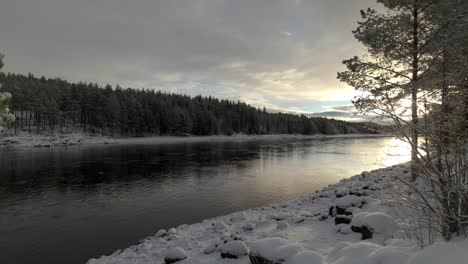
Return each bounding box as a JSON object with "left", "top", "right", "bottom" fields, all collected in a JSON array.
[{"left": 0, "top": 136, "right": 410, "bottom": 264}]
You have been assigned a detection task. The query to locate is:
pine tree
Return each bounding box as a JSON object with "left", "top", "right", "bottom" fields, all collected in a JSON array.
[{"left": 338, "top": 0, "right": 440, "bottom": 180}]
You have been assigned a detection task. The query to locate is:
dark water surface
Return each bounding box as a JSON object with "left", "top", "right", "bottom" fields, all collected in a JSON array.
[{"left": 0, "top": 137, "right": 409, "bottom": 264}]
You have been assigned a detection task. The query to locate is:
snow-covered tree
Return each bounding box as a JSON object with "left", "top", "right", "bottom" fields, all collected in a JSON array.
[
  {"left": 338, "top": 0, "right": 441, "bottom": 181},
  {"left": 340, "top": 0, "right": 468, "bottom": 242},
  {"left": 0, "top": 54, "right": 15, "bottom": 129}
]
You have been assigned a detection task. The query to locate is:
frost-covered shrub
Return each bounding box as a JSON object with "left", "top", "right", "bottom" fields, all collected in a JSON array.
[{"left": 0, "top": 92, "right": 15, "bottom": 129}]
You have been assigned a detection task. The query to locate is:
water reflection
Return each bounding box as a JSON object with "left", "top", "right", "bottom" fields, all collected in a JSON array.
[
  {"left": 0, "top": 137, "right": 410, "bottom": 264},
  {"left": 379, "top": 137, "right": 412, "bottom": 167}
]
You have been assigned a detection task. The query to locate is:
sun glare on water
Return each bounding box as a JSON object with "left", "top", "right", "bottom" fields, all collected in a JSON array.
[{"left": 378, "top": 138, "right": 412, "bottom": 167}]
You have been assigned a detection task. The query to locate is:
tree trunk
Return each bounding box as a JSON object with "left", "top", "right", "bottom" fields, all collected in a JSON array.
[
  {"left": 437, "top": 52, "right": 449, "bottom": 172},
  {"left": 410, "top": 4, "right": 420, "bottom": 181},
  {"left": 463, "top": 77, "right": 468, "bottom": 231},
  {"left": 464, "top": 77, "right": 468, "bottom": 135}
]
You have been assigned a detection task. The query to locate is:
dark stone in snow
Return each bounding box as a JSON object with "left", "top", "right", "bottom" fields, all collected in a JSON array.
[
  {"left": 335, "top": 215, "right": 352, "bottom": 225},
  {"left": 249, "top": 255, "right": 282, "bottom": 264},
  {"left": 164, "top": 257, "right": 186, "bottom": 264},
  {"left": 361, "top": 225, "right": 373, "bottom": 240},
  {"left": 221, "top": 252, "right": 240, "bottom": 259},
  {"left": 329, "top": 206, "right": 336, "bottom": 217},
  {"left": 350, "top": 225, "right": 373, "bottom": 240},
  {"left": 349, "top": 191, "right": 364, "bottom": 197},
  {"left": 335, "top": 206, "right": 347, "bottom": 215}
]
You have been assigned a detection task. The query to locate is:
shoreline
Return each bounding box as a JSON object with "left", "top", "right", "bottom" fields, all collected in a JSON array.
[
  {"left": 87, "top": 162, "right": 467, "bottom": 264},
  {"left": 0, "top": 133, "right": 391, "bottom": 148}
]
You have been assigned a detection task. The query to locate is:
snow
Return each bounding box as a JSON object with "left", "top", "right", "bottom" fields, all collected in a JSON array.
[
  {"left": 168, "top": 228, "right": 177, "bottom": 235},
  {"left": 276, "top": 220, "right": 289, "bottom": 229},
  {"left": 289, "top": 250, "right": 324, "bottom": 264},
  {"left": 351, "top": 212, "right": 395, "bottom": 235},
  {"left": 408, "top": 239, "right": 468, "bottom": 264},
  {"left": 155, "top": 229, "right": 167, "bottom": 238},
  {"left": 328, "top": 242, "right": 384, "bottom": 264},
  {"left": 212, "top": 221, "right": 229, "bottom": 232},
  {"left": 162, "top": 247, "right": 187, "bottom": 262},
  {"left": 220, "top": 241, "right": 249, "bottom": 258},
  {"left": 335, "top": 195, "right": 362, "bottom": 208},
  {"left": 249, "top": 237, "right": 297, "bottom": 260},
  {"left": 87, "top": 162, "right": 468, "bottom": 264},
  {"left": 249, "top": 238, "right": 324, "bottom": 263}
]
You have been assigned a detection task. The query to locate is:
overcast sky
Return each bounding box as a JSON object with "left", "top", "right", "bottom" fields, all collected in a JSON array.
[{"left": 0, "top": 0, "right": 377, "bottom": 119}]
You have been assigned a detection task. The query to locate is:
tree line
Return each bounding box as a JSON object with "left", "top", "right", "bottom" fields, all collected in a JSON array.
[{"left": 0, "top": 72, "right": 377, "bottom": 136}]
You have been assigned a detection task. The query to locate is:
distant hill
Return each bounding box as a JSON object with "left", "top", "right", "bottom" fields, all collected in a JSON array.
[{"left": 0, "top": 72, "right": 380, "bottom": 136}]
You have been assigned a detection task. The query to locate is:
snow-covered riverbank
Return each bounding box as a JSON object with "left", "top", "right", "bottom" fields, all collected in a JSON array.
[
  {"left": 87, "top": 163, "right": 467, "bottom": 264},
  {"left": 0, "top": 133, "right": 388, "bottom": 148}
]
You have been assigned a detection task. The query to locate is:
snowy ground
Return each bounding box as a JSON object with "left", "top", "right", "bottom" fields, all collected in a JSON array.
[
  {"left": 0, "top": 132, "right": 387, "bottom": 148},
  {"left": 87, "top": 163, "right": 468, "bottom": 264}
]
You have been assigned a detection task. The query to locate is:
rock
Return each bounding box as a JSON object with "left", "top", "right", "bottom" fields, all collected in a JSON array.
[
  {"left": 270, "top": 213, "right": 288, "bottom": 221},
  {"left": 243, "top": 223, "right": 255, "bottom": 231},
  {"left": 320, "top": 213, "right": 328, "bottom": 221},
  {"left": 203, "top": 243, "right": 217, "bottom": 254},
  {"left": 350, "top": 212, "right": 395, "bottom": 240},
  {"left": 335, "top": 188, "right": 348, "bottom": 198},
  {"left": 220, "top": 241, "right": 249, "bottom": 259},
  {"left": 345, "top": 207, "right": 360, "bottom": 215},
  {"left": 335, "top": 206, "right": 347, "bottom": 215},
  {"left": 249, "top": 255, "right": 280, "bottom": 264},
  {"left": 248, "top": 238, "right": 323, "bottom": 264},
  {"left": 349, "top": 189, "right": 365, "bottom": 197},
  {"left": 163, "top": 247, "right": 187, "bottom": 264},
  {"left": 293, "top": 216, "right": 305, "bottom": 224},
  {"left": 351, "top": 225, "right": 362, "bottom": 233},
  {"left": 337, "top": 225, "right": 352, "bottom": 234},
  {"left": 221, "top": 232, "right": 232, "bottom": 242},
  {"left": 276, "top": 221, "right": 289, "bottom": 229},
  {"left": 249, "top": 238, "right": 302, "bottom": 264},
  {"left": 212, "top": 221, "right": 229, "bottom": 231},
  {"left": 155, "top": 229, "right": 167, "bottom": 238},
  {"left": 336, "top": 195, "right": 362, "bottom": 208},
  {"left": 328, "top": 205, "right": 335, "bottom": 217},
  {"left": 168, "top": 228, "right": 177, "bottom": 235},
  {"left": 335, "top": 215, "right": 352, "bottom": 225},
  {"left": 351, "top": 212, "right": 395, "bottom": 235},
  {"left": 350, "top": 225, "right": 373, "bottom": 240},
  {"left": 230, "top": 212, "right": 247, "bottom": 222},
  {"left": 361, "top": 225, "right": 373, "bottom": 240}
]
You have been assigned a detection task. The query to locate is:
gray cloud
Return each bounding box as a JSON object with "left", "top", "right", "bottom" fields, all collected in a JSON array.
[{"left": 0, "top": 0, "right": 377, "bottom": 113}]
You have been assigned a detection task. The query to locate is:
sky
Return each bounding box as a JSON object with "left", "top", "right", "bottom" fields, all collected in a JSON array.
[{"left": 0, "top": 0, "right": 378, "bottom": 120}]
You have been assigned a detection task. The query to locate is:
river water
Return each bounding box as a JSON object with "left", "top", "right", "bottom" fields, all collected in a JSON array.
[{"left": 0, "top": 136, "right": 410, "bottom": 264}]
